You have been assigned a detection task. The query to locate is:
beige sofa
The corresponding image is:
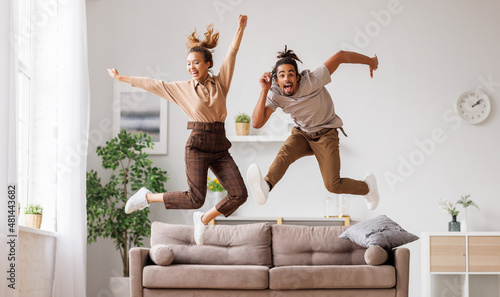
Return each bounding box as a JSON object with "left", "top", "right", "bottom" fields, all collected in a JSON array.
[{"left": 130, "top": 222, "right": 410, "bottom": 297}]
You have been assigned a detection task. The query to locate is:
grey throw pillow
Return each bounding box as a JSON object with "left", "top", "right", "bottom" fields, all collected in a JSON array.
[{"left": 339, "top": 215, "right": 419, "bottom": 249}]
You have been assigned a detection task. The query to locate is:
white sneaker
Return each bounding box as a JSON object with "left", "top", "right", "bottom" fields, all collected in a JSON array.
[
  {"left": 193, "top": 211, "right": 207, "bottom": 246},
  {"left": 125, "top": 187, "right": 151, "bottom": 214},
  {"left": 247, "top": 163, "right": 270, "bottom": 205},
  {"left": 364, "top": 173, "right": 380, "bottom": 210}
]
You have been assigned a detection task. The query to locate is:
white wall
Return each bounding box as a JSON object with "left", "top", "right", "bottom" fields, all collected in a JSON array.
[{"left": 86, "top": 1, "right": 500, "bottom": 296}]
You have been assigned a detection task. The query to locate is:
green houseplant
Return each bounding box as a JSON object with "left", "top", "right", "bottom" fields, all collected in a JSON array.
[
  {"left": 87, "top": 130, "right": 168, "bottom": 277},
  {"left": 235, "top": 112, "right": 251, "bottom": 136},
  {"left": 24, "top": 203, "right": 43, "bottom": 229},
  {"left": 235, "top": 112, "right": 251, "bottom": 123},
  {"left": 456, "top": 194, "right": 479, "bottom": 232}
]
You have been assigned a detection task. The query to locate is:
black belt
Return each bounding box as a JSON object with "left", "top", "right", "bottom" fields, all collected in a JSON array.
[{"left": 187, "top": 121, "right": 225, "bottom": 132}]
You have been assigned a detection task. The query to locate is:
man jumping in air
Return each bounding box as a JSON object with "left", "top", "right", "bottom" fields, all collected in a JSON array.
[{"left": 247, "top": 46, "right": 380, "bottom": 210}]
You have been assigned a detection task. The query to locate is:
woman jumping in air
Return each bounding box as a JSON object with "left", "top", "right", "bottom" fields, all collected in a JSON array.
[{"left": 108, "top": 15, "right": 248, "bottom": 246}]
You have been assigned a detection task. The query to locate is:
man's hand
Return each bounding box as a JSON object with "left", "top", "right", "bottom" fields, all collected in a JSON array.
[
  {"left": 260, "top": 72, "right": 272, "bottom": 91},
  {"left": 238, "top": 15, "right": 247, "bottom": 29},
  {"left": 369, "top": 55, "right": 378, "bottom": 78}
]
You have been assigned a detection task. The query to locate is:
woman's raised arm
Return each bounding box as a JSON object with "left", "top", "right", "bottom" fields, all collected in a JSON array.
[{"left": 230, "top": 15, "right": 247, "bottom": 50}]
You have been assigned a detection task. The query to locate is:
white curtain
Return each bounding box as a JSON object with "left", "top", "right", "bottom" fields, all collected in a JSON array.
[
  {"left": 1, "top": 0, "right": 18, "bottom": 296},
  {"left": 52, "top": 0, "right": 90, "bottom": 296}
]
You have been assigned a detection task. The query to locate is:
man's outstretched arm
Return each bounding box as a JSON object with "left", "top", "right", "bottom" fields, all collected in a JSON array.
[{"left": 324, "top": 50, "right": 378, "bottom": 77}]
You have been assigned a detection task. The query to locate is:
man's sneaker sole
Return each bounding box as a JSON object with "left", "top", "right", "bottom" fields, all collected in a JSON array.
[
  {"left": 247, "top": 164, "right": 268, "bottom": 205},
  {"left": 364, "top": 174, "right": 379, "bottom": 210}
]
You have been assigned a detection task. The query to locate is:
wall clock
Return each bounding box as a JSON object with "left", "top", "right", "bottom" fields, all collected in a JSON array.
[{"left": 456, "top": 89, "right": 491, "bottom": 124}]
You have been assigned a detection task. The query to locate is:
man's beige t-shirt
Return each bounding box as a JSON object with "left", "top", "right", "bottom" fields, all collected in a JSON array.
[
  {"left": 266, "top": 64, "right": 343, "bottom": 133},
  {"left": 130, "top": 46, "right": 238, "bottom": 123}
]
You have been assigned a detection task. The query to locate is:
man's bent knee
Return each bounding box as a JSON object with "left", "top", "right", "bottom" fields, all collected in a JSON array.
[{"left": 325, "top": 180, "right": 342, "bottom": 194}]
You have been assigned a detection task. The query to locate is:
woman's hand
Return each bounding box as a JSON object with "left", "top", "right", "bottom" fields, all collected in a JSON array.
[
  {"left": 107, "top": 68, "right": 131, "bottom": 84},
  {"left": 107, "top": 68, "right": 119, "bottom": 80},
  {"left": 238, "top": 15, "right": 247, "bottom": 29},
  {"left": 259, "top": 72, "right": 272, "bottom": 91}
]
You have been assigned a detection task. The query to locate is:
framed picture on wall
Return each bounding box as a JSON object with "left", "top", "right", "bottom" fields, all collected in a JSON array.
[{"left": 113, "top": 81, "right": 168, "bottom": 155}]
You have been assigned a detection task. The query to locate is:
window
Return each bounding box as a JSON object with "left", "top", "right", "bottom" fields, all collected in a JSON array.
[
  {"left": 17, "top": 0, "right": 31, "bottom": 225},
  {"left": 17, "top": 0, "right": 59, "bottom": 231}
]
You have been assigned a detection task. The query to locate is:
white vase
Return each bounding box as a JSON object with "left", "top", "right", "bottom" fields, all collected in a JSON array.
[
  {"left": 110, "top": 277, "right": 130, "bottom": 297},
  {"left": 338, "top": 195, "right": 350, "bottom": 217},
  {"left": 324, "top": 196, "right": 335, "bottom": 218},
  {"left": 210, "top": 191, "right": 226, "bottom": 209},
  {"left": 461, "top": 208, "right": 469, "bottom": 232}
]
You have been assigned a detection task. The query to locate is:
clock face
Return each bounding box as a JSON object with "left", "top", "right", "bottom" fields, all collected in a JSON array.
[{"left": 456, "top": 89, "right": 491, "bottom": 124}]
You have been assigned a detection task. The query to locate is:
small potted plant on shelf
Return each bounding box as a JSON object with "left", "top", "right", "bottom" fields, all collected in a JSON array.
[
  {"left": 24, "top": 203, "right": 43, "bottom": 229},
  {"left": 438, "top": 198, "right": 460, "bottom": 232},
  {"left": 235, "top": 112, "right": 251, "bottom": 136},
  {"left": 456, "top": 194, "right": 479, "bottom": 232}
]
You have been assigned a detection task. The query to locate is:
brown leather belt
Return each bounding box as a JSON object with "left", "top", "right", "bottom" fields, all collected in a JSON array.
[
  {"left": 187, "top": 121, "right": 225, "bottom": 132},
  {"left": 306, "top": 128, "right": 332, "bottom": 137},
  {"left": 302, "top": 127, "right": 348, "bottom": 138}
]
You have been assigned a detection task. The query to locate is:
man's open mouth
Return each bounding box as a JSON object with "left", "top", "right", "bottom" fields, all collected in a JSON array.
[{"left": 283, "top": 83, "right": 293, "bottom": 93}]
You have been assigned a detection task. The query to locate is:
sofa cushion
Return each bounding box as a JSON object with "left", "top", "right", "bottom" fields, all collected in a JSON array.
[
  {"left": 364, "top": 245, "right": 388, "bottom": 266},
  {"left": 143, "top": 264, "right": 269, "bottom": 289},
  {"left": 339, "top": 215, "right": 419, "bottom": 249},
  {"left": 269, "top": 265, "right": 396, "bottom": 289},
  {"left": 271, "top": 224, "right": 366, "bottom": 267},
  {"left": 149, "top": 245, "right": 174, "bottom": 266},
  {"left": 151, "top": 222, "right": 272, "bottom": 266}
]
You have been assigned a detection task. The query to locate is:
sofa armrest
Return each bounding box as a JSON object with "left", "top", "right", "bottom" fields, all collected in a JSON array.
[
  {"left": 129, "top": 247, "right": 150, "bottom": 297},
  {"left": 392, "top": 247, "right": 410, "bottom": 297}
]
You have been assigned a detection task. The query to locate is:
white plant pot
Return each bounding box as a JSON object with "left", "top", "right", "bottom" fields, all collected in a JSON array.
[
  {"left": 110, "top": 277, "right": 130, "bottom": 297},
  {"left": 461, "top": 208, "right": 469, "bottom": 232},
  {"left": 209, "top": 191, "right": 226, "bottom": 209}
]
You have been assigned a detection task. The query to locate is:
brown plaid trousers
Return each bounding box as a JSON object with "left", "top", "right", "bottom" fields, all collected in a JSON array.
[{"left": 162, "top": 122, "right": 247, "bottom": 217}]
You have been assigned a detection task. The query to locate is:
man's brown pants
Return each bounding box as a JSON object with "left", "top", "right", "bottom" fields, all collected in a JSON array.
[{"left": 264, "top": 127, "right": 369, "bottom": 195}]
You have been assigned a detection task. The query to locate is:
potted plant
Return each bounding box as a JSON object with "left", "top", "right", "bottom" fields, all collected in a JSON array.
[
  {"left": 438, "top": 198, "right": 460, "bottom": 232},
  {"left": 456, "top": 194, "right": 479, "bottom": 232},
  {"left": 207, "top": 177, "right": 226, "bottom": 208},
  {"left": 235, "top": 112, "right": 251, "bottom": 136},
  {"left": 24, "top": 203, "right": 43, "bottom": 229},
  {"left": 87, "top": 130, "right": 169, "bottom": 295}
]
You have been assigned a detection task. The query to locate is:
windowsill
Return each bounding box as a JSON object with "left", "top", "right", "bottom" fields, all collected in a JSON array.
[{"left": 19, "top": 225, "right": 57, "bottom": 237}]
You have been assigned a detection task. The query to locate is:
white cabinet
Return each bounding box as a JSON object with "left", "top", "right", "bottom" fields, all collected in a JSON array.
[{"left": 421, "top": 232, "right": 500, "bottom": 297}]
